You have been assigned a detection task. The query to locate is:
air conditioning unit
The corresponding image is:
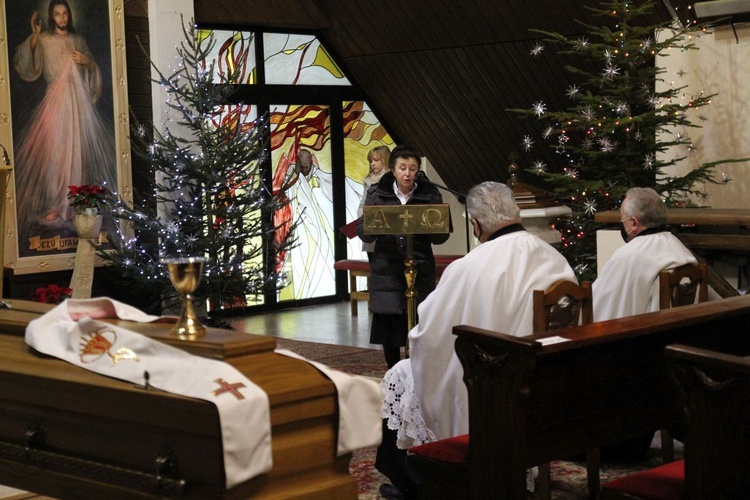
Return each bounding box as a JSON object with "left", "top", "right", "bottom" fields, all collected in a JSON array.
[{"left": 694, "top": 0, "right": 750, "bottom": 22}]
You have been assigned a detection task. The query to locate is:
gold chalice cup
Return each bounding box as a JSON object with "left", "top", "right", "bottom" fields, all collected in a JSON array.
[{"left": 164, "top": 256, "right": 206, "bottom": 339}]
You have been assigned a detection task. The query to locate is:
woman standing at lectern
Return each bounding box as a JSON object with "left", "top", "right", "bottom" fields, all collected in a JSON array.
[{"left": 357, "top": 145, "right": 448, "bottom": 368}]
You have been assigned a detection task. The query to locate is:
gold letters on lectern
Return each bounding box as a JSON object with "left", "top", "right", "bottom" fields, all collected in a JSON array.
[{"left": 362, "top": 204, "right": 451, "bottom": 235}]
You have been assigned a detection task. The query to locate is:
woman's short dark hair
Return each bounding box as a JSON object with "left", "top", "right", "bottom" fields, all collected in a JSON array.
[{"left": 388, "top": 145, "right": 422, "bottom": 171}]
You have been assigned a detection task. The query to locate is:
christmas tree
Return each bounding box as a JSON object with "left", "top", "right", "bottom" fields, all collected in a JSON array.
[
  {"left": 101, "top": 21, "right": 295, "bottom": 318},
  {"left": 509, "top": 0, "right": 744, "bottom": 280}
]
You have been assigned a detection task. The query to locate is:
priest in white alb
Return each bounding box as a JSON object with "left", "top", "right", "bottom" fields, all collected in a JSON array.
[
  {"left": 376, "top": 181, "right": 576, "bottom": 498},
  {"left": 592, "top": 187, "right": 697, "bottom": 322}
]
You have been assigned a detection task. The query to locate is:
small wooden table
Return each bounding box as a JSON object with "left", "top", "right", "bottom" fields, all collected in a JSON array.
[
  {"left": 334, "top": 256, "right": 463, "bottom": 316},
  {"left": 333, "top": 259, "right": 371, "bottom": 315}
]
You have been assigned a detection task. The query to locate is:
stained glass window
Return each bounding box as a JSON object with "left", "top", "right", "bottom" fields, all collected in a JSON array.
[
  {"left": 200, "top": 28, "right": 393, "bottom": 308},
  {"left": 264, "top": 33, "right": 349, "bottom": 86},
  {"left": 199, "top": 29, "right": 256, "bottom": 84}
]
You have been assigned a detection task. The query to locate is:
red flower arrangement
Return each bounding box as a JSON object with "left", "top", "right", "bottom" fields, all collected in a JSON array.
[
  {"left": 32, "top": 284, "right": 73, "bottom": 304},
  {"left": 67, "top": 184, "right": 109, "bottom": 214}
]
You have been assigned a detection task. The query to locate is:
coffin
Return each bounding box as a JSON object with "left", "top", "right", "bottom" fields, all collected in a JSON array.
[{"left": 0, "top": 301, "right": 357, "bottom": 499}]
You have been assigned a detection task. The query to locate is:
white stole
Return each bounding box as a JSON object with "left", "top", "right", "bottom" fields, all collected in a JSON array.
[{"left": 24, "top": 298, "right": 272, "bottom": 489}]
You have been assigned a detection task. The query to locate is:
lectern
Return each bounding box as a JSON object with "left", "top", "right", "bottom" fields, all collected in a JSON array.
[{"left": 362, "top": 204, "right": 451, "bottom": 350}]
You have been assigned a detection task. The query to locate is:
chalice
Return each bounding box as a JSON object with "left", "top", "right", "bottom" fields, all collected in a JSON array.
[{"left": 163, "top": 256, "right": 206, "bottom": 339}]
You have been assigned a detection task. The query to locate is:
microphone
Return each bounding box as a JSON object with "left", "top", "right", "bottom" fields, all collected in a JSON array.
[{"left": 416, "top": 170, "right": 431, "bottom": 183}]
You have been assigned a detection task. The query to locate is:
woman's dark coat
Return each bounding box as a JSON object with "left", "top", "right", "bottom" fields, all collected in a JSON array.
[{"left": 357, "top": 171, "right": 449, "bottom": 315}]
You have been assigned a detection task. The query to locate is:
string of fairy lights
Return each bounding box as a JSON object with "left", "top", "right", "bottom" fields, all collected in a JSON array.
[
  {"left": 101, "top": 22, "right": 287, "bottom": 311},
  {"left": 509, "top": 1, "right": 731, "bottom": 278}
]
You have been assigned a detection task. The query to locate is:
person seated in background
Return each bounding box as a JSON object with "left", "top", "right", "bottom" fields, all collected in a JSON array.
[
  {"left": 593, "top": 186, "right": 697, "bottom": 322},
  {"left": 375, "top": 181, "right": 576, "bottom": 499}
]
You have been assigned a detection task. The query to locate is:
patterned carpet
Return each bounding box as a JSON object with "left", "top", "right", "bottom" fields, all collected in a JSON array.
[{"left": 274, "top": 338, "right": 683, "bottom": 499}]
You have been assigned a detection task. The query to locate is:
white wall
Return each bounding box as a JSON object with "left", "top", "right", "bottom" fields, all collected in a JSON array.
[
  {"left": 659, "top": 23, "right": 750, "bottom": 207},
  {"left": 422, "top": 158, "right": 474, "bottom": 256}
]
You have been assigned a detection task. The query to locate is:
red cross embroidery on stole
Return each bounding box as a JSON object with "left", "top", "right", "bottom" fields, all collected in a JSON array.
[{"left": 212, "top": 378, "right": 247, "bottom": 400}]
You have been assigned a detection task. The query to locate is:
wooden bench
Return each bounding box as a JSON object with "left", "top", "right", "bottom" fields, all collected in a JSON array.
[
  {"left": 600, "top": 343, "right": 750, "bottom": 499},
  {"left": 333, "top": 259, "right": 371, "bottom": 316},
  {"left": 334, "top": 255, "right": 462, "bottom": 316},
  {"left": 665, "top": 343, "right": 750, "bottom": 498},
  {"left": 446, "top": 295, "right": 750, "bottom": 499}
]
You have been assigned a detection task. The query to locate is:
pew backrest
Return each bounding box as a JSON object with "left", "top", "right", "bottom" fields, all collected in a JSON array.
[{"left": 452, "top": 295, "right": 750, "bottom": 499}]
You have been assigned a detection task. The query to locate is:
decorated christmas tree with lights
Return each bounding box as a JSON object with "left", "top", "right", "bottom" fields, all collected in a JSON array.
[
  {"left": 101, "top": 22, "right": 295, "bottom": 318},
  {"left": 510, "top": 0, "right": 743, "bottom": 280}
]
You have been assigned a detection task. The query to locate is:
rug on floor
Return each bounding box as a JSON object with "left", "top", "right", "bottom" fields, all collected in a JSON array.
[{"left": 274, "top": 337, "right": 388, "bottom": 378}]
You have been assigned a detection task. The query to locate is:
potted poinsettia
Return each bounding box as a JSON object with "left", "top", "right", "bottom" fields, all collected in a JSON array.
[
  {"left": 67, "top": 184, "right": 108, "bottom": 239},
  {"left": 31, "top": 284, "right": 73, "bottom": 304},
  {"left": 67, "top": 184, "right": 109, "bottom": 215}
]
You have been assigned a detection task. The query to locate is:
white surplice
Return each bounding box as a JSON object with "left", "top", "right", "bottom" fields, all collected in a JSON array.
[
  {"left": 592, "top": 231, "right": 697, "bottom": 322},
  {"left": 382, "top": 230, "right": 576, "bottom": 446}
]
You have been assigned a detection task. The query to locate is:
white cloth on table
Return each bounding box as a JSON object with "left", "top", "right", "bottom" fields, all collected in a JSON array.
[
  {"left": 592, "top": 231, "right": 697, "bottom": 322},
  {"left": 276, "top": 349, "right": 382, "bottom": 454},
  {"left": 24, "top": 298, "right": 271, "bottom": 489}
]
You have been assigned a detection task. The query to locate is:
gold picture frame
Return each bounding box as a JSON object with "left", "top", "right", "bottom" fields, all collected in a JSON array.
[{"left": 0, "top": 0, "right": 131, "bottom": 276}]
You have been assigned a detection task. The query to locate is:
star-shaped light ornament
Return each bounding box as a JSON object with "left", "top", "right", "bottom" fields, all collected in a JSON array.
[
  {"left": 532, "top": 160, "right": 547, "bottom": 172},
  {"left": 576, "top": 37, "right": 590, "bottom": 50},
  {"left": 676, "top": 67, "right": 687, "bottom": 78},
  {"left": 543, "top": 126, "right": 555, "bottom": 139},
  {"left": 566, "top": 85, "right": 581, "bottom": 100},
  {"left": 574, "top": 263, "right": 590, "bottom": 275},
  {"left": 532, "top": 101, "right": 547, "bottom": 117},
  {"left": 166, "top": 220, "right": 180, "bottom": 234},
  {"left": 640, "top": 37, "right": 653, "bottom": 52},
  {"left": 581, "top": 137, "right": 595, "bottom": 150},
  {"left": 530, "top": 42, "right": 545, "bottom": 57},
  {"left": 616, "top": 102, "right": 629, "bottom": 116},
  {"left": 697, "top": 189, "right": 710, "bottom": 203},
  {"left": 521, "top": 135, "right": 534, "bottom": 152},
  {"left": 643, "top": 153, "right": 655, "bottom": 170},
  {"left": 185, "top": 233, "right": 199, "bottom": 247},
  {"left": 564, "top": 168, "right": 579, "bottom": 178},
  {"left": 581, "top": 106, "right": 596, "bottom": 122},
  {"left": 597, "top": 137, "right": 615, "bottom": 153},
  {"left": 583, "top": 198, "right": 598, "bottom": 215},
  {"left": 602, "top": 64, "right": 621, "bottom": 81},
  {"left": 603, "top": 49, "right": 614, "bottom": 63}
]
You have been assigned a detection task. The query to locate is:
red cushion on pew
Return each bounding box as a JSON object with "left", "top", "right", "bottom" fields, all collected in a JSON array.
[
  {"left": 601, "top": 459, "right": 684, "bottom": 499},
  {"left": 333, "top": 259, "right": 371, "bottom": 273},
  {"left": 408, "top": 434, "right": 469, "bottom": 464}
]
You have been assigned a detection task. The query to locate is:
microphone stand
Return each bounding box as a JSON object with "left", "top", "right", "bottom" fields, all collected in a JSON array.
[{"left": 419, "top": 176, "right": 470, "bottom": 254}]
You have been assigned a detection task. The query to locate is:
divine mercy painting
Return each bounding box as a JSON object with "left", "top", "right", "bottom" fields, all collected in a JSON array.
[{"left": 7, "top": 0, "right": 118, "bottom": 261}]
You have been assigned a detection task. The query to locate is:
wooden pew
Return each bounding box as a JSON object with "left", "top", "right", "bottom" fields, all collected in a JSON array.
[
  {"left": 665, "top": 343, "right": 750, "bottom": 499},
  {"left": 452, "top": 295, "right": 750, "bottom": 499}
]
